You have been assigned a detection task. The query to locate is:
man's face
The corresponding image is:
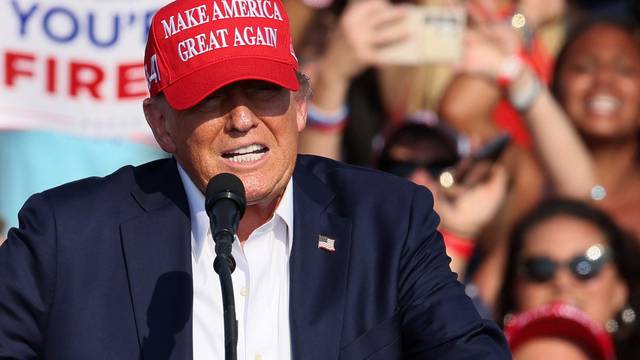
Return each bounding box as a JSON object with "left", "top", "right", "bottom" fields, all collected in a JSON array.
[{"left": 145, "top": 80, "right": 307, "bottom": 206}]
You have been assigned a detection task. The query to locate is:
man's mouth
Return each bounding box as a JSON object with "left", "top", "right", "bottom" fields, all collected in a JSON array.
[{"left": 222, "top": 144, "right": 268, "bottom": 163}]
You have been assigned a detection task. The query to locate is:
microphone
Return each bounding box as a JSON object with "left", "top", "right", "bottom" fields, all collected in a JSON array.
[
  {"left": 205, "top": 173, "right": 246, "bottom": 273},
  {"left": 205, "top": 173, "right": 245, "bottom": 360}
]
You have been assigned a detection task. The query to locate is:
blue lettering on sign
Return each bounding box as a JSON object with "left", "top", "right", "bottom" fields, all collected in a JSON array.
[
  {"left": 143, "top": 10, "right": 155, "bottom": 43},
  {"left": 10, "top": 0, "right": 38, "bottom": 36},
  {"left": 88, "top": 13, "right": 119, "bottom": 48},
  {"left": 9, "top": 0, "right": 160, "bottom": 48},
  {"left": 43, "top": 7, "right": 79, "bottom": 43}
]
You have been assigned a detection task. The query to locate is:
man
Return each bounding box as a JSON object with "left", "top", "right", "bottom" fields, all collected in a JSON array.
[{"left": 0, "top": 0, "right": 510, "bottom": 359}]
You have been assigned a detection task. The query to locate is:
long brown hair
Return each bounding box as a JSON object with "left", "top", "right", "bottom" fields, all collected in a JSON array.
[{"left": 496, "top": 198, "right": 640, "bottom": 359}]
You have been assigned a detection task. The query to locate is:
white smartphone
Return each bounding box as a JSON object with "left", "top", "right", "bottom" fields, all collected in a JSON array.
[{"left": 375, "top": 5, "right": 466, "bottom": 65}]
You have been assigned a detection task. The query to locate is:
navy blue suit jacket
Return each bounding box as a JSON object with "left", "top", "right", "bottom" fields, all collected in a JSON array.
[{"left": 0, "top": 155, "right": 510, "bottom": 359}]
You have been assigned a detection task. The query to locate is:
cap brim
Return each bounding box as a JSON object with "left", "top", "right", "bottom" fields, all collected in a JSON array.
[
  {"left": 506, "top": 314, "right": 614, "bottom": 360},
  {"left": 163, "top": 57, "right": 299, "bottom": 111}
]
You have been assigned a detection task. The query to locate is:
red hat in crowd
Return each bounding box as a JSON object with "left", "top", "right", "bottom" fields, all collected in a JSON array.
[
  {"left": 504, "top": 302, "right": 615, "bottom": 360},
  {"left": 144, "top": 0, "right": 299, "bottom": 110}
]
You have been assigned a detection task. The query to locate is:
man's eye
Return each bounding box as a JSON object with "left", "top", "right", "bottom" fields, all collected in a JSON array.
[
  {"left": 194, "top": 95, "right": 224, "bottom": 112},
  {"left": 248, "top": 84, "right": 282, "bottom": 97}
]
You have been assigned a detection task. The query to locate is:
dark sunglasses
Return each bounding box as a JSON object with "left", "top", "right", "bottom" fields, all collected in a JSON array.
[
  {"left": 381, "top": 159, "right": 457, "bottom": 179},
  {"left": 518, "top": 245, "right": 612, "bottom": 283}
]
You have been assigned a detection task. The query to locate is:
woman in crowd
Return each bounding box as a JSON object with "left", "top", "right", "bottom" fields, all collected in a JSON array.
[
  {"left": 375, "top": 118, "right": 508, "bottom": 288},
  {"left": 496, "top": 198, "right": 640, "bottom": 359},
  {"left": 452, "top": 17, "right": 640, "bottom": 309},
  {"left": 504, "top": 301, "right": 616, "bottom": 360},
  {"left": 290, "top": 0, "right": 567, "bottom": 165},
  {"left": 549, "top": 19, "right": 640, "bottom": 236}
]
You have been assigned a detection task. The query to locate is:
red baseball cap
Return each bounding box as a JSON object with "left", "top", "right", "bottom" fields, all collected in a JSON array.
[
  {"left": 144, "top": 0, "right": 299, "bottom": 110},
  {"left": 504, "top": 302, "right": 615, "bottom": 360}
]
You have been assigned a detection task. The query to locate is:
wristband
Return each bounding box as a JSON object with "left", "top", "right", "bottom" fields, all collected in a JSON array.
[
  {"left": 497, "top": 53, "right": 525, "bottom": 89},
  {"left": 440, "top": 228, "right": 476, "bottom": 261},
  {"left": 509, "top": 74, "right": 543, "bottom": 113},
  {"left": 307, "top": 103, "right": 349, "bottom": 132}
]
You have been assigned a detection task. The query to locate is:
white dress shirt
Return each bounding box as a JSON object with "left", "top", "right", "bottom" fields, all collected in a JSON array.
[{"left": 177, "top": 165, "right": 293, "bottom": 360}]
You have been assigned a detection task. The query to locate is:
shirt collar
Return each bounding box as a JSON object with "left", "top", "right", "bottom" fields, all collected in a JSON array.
[
  {"left": 276, "top": 174, "right": 294, "bottom": 253},
  {"left": 177, "top": 163, "right": 294, "bottom": 260}
]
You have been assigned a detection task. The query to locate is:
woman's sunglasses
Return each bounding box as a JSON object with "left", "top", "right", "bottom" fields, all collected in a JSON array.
[
  {"left": 381, "top": 159, "right": 457, "bottom": 179},
  {"left": 518, "top": 245, "right": 611, "bottom": 283}
]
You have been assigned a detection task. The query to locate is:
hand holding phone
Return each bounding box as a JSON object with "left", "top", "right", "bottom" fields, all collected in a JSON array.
[
  {"left": 436, "top": 163, "right": 509, "bottom": 238},
  {"left": 375, "top": 5, "right": 466, "bottom": 65},
  {"left": 439, "top": 133, "right": 511, "bottom": 189}
]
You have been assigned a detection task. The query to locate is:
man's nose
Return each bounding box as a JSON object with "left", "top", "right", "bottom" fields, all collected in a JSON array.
[
  {"left": 226, "top": 106, "right": 257, "bottom": 132},
  {"left": 225, "top": 93, "right": 258, "bottom": 133}
]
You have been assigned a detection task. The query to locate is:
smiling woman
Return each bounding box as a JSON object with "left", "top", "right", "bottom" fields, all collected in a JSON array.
[
  {"left": 549, "top": 19, "right": 640, "bottom": 240},
  {"left": 553, "top": 22, "right": 640, "bottom": 142}
]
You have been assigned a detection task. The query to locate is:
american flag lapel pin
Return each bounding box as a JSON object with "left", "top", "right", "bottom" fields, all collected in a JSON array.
[{"left": 317, "top": 235, "right": 336, "bottom": 252}]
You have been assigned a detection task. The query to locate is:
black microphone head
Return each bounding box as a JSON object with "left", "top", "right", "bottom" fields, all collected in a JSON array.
[{"left": 205, "top": 173, "right": 246, "bottom": 217}]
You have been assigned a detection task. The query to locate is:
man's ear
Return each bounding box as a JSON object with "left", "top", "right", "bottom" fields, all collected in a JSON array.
[
  {"left": 295, "top": 96, "right": 308, "bottom": 133},
  {"left": 143, "top": 97, "right": 177, "bottom": 153}
]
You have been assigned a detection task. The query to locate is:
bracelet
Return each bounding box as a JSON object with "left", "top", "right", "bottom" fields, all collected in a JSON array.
[
  {"left": 497, "top": 53, "right": 525, "bottom": 89},
  {"left": 509, "top": 74, "right": 543, "bottom": 113},
  {"left": 440, "top": 228, "right": 476, "bottom": 261},
  {"left": 307, "top": 103, "right": 349, "bottom": 132}
]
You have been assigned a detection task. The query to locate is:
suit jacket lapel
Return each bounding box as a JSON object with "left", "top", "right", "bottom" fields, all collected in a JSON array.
[
  {"left": 120, "top": 159, "right": 194, "bottom": 360},
  {"left": 290, "top": 162, "right": 353, "bottom": 360}
]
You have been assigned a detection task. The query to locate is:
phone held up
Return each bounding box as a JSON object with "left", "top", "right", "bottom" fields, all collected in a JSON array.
[
  {"left": 375, "top": 5, "right": 466, "bottom": 65},
  {"left": 439, "top": 133, "right": 511, "bottom": 189}
]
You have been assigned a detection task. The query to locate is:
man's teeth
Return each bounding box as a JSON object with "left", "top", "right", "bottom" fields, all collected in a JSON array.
[
  {"left": 227, "top": 152, "right": 265, "bottom": 162},
  {"left": 224, "top": 144, "right": 267, "bottom": 163},
  {"left": 588, "top": 95, "right": 620, "bottom": 115},
  {"left": 233, "top": 144, "right": 264, "bottom": 155}
]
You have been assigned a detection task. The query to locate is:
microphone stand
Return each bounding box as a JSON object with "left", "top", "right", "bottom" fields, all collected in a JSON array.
[
  {"left": 205, "top": 173, "right": 245, "bottom": 360},
  {"left": 212, "top": 230, "right": 238, "bottom": 360}
]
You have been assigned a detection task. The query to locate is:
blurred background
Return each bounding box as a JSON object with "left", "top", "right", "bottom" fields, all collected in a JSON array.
[{"left": 2, "top": 0, "right": 640, "bottom": 358}]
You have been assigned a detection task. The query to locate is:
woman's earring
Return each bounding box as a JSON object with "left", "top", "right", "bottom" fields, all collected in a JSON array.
[
  {"left": 606, "top": 305, "right": 637, "bottom": 333},
  {"left": 621, "top": 306, "right": 636, "bottom": 325}
]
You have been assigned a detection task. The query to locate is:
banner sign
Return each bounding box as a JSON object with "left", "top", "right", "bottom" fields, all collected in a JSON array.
[{"left": 0, "top": 0, "right": 171, "bottom": 141}]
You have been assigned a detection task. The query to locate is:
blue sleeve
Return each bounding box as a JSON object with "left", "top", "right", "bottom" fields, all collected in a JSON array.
[
  {"left": 0, "top": 193, "right": 57, "bottom": 359},
  {"left": 399, "top": 187, "right": 511, "bottom": 359}
]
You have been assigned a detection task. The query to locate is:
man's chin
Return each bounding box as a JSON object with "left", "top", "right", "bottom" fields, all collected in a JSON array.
[
  {"left": 243, "top": 182, "right": 290, "bottom": 212},
  {"left": 240, "top": 170, "right": 292, "bottom": 205},
  {"left": 245, "top": 191, "right": 280, "bottom": 207}
]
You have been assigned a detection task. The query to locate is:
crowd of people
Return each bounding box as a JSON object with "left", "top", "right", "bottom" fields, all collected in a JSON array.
[
  {"left": 287, "top": 0, "right": 640, "bottom": 357},
  {"left": 2, "top": 0, "right": 640, "bottom": 358}
]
